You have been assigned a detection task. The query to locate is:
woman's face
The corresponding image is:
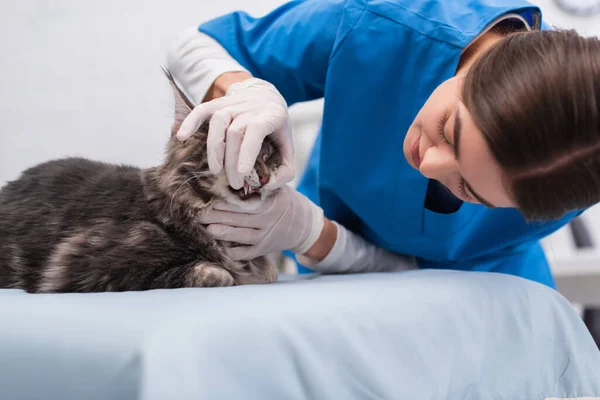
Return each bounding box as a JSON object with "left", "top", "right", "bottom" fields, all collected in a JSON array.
[{"left": 403, "top": 75, "right": 515, "bottom": 208}]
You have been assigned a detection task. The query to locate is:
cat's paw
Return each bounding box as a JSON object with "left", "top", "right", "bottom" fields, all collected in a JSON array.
[
  {"left": 233, "top": 257, "right": 278, "bottom": 285},
  {"left": 189, "top": 262, "right": 235, "bottom": 287}
]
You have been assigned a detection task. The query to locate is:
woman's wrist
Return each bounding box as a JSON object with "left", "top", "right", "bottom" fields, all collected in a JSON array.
[
  {"left": 302, "top": 218, "right": 338, "bottom": 262},
  {"left": 203, "top": 71, "right": 253, "bottom": 101}
]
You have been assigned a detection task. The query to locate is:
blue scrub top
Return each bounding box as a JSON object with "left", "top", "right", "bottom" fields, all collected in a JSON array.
[{"left": 199, "top": 0, "right": 583, "bottom": 288}]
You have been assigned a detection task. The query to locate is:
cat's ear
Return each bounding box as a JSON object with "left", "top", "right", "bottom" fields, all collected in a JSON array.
[{"left": 161, "top": 66, "right": 194, "bottom": 137}]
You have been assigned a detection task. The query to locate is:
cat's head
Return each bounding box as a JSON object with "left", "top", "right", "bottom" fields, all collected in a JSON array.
[{"left": 159, "top": 68, "right": 282, "bottom": 211}]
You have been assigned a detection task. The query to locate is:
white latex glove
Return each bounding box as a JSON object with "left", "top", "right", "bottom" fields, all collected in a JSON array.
[
  {"left": 198, "top": 185, "right": 324, "bottom": 260},
  {"left": 175, "top": 77, "right": 295, "bottom": 190}
]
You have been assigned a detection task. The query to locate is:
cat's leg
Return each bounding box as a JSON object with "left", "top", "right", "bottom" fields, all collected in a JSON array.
[{"left": 38, "top": 222, "right": 236, "bottom": 293}]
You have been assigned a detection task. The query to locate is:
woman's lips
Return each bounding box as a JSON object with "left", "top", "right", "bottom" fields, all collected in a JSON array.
[{"left": 411, "top": 134, "right": 422, "bottom": 168}]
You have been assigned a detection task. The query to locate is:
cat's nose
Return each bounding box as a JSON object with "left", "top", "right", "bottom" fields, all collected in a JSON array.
[{"left": 259, "top": 173, "right": 269, "bottom": 186}]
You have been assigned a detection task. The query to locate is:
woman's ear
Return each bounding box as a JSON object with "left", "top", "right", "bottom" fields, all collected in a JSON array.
[{"left": 161, "top": 66, "right": 194, "bottom": 136}]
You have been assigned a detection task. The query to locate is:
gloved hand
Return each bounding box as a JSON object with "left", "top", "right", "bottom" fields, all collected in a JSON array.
[
  {"left": 175, "top": 77, "right": 295, "bottom": 190},
  {"left": 198, "top": 185, "right": 325, "bottom": 260}
]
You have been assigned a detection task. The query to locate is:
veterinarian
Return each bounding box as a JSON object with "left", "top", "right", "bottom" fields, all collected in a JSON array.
[{"left": 166, "top": 0, "right": 600, "bottom": 288}]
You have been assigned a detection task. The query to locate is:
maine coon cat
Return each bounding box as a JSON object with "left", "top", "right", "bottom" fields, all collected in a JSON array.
[{"left": 0, "top": 69, "right": 281, "bottom": 293}]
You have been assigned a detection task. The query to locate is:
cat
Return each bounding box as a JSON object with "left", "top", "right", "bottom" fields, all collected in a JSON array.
[{"left": 0, "top": 68, "right": 281, "bottom": 293}]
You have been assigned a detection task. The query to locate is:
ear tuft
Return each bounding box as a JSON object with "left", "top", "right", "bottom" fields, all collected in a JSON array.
[{"left": 161, "top": 66, "right": 194, "bottom": 136}]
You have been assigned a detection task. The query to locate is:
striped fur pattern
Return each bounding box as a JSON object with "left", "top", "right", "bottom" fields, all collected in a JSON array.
[{"left": 0, "top": 68, "right": 280, "bottom": 293}]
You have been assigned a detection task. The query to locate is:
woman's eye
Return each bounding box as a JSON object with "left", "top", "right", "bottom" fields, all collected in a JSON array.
[
  {"left": 437, "top": 113, "right": 451, "bottom": 145},
  {"left": 458, "top": 179, "right": 476, "bottom": 203}
]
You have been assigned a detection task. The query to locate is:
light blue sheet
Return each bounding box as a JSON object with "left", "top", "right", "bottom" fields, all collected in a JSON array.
[{"left": 1, "top": 270, "right": 599, "bottom": 400}]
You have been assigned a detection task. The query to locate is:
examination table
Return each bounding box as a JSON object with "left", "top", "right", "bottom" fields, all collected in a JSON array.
[{"left": 1, "top": 270, "right": 599, "bottom": 400}]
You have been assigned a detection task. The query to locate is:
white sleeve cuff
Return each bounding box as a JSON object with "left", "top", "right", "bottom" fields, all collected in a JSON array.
[
  {"left": 166, "top": 26, "right": 249, "bottom": 105},
  {"left": 296, "top": 221, "right": 417, "bottom": 274},
  {"left": 296, "top": 221, "right": 347, "bottom": 272}
]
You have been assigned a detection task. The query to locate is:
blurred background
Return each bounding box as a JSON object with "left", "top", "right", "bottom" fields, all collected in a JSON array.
[{"left": 1, "top": 0, "right": 600, "bottom": 322}]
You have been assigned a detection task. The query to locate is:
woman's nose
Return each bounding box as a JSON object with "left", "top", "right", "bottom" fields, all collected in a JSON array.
[{"left": 419, "top": 146, "right": 458, "bottom": 181}]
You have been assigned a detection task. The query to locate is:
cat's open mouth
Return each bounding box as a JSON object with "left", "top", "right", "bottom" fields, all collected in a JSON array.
[{"left": 236, "top": 182, "right": 262, "bottom": 201}]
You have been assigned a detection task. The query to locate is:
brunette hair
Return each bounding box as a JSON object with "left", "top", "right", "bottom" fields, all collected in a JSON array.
[{"left": 462, "top": 29, "right": 600, "bottom": 221}]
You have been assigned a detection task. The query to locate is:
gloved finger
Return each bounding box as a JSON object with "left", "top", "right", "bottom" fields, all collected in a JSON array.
[
  {"left": 224, "top": 126, "right": 245, "bottom": 190},
  {"left": 206, "top": 224, "right": 262, "bottom": 245},
  {"left": 277, "top": 123, "right": 295, "bottom": 183},
  {"left": 237, "top": 116, "right": 273, "bottom": 176},
  {"left": 176, "top": 97, "right": 231, "bottom": 141},
  {"left": 268, "top": 163, "right": 295, "bottom": 190},
  {"left": 198, "top": 208, "right": 264, "bottom": 228},
  {"left": 206, "top": 109, "right": 232, "bottom": 175},
  {"left": 277, "top": 120, "right": 295, "bottom": 166},
  {"left": 211, "top": 195, "right": 274, "bottom": 214},
  {"left": 206, "top": 103, "right": 253, "bottom": 175},
  {"left": 226, "top": 245, "right": 262, "bottom": 261}
]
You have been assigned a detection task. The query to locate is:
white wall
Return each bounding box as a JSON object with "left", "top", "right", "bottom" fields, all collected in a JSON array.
[
  {"left": 532, "top": 0, "right": 600, "bottom": 36},
  {"left": 0, "top": 0, "right": 291, "bottom": 186}
]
